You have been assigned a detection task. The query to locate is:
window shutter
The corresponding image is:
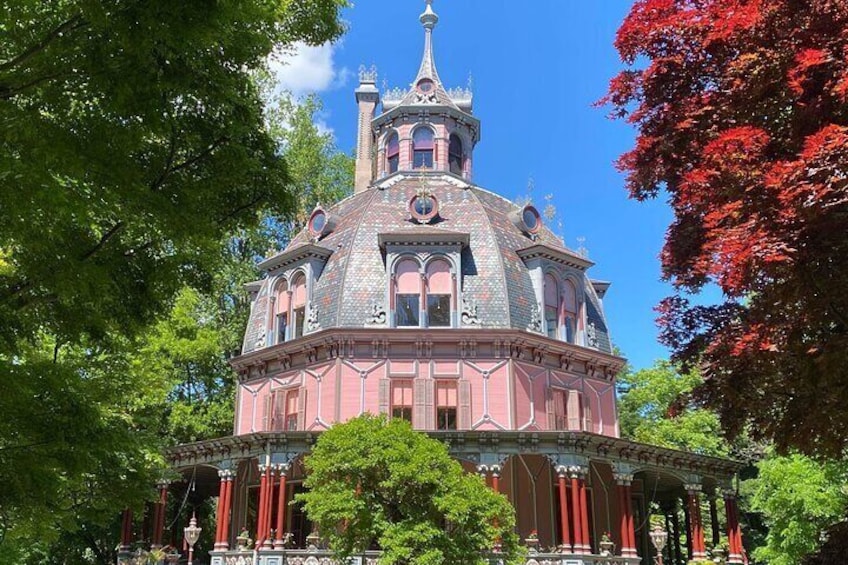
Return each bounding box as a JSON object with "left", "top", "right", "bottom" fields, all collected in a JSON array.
[
  {"left": 424, "top": 380, "right": 435, "bottom": 429},
  {"left": 297, "top": 387, "right": 308, "bottom": 431},
  {"left": 458, "top": 380, "right": 472, "bottom": 430},
  {"left": 378, "top": 378, "right": 390, "bottom": 415},
  {"left": 273, "top": 391, "right": 286, "bottom": 431},
  {"left": 546, "top": 387, "right": 555, "bottom": 430},
  {"left": 584, "top": 393, "right": 594, "bottom": 433},
  {"left": 567, "top": 390, "right": 582, "bottom": 431},
  {"left": 262, "top": 393, "right": 272, "bottom": 431},
  {"left": 413, "top": 380, "right": 427, "bottom": 429}
]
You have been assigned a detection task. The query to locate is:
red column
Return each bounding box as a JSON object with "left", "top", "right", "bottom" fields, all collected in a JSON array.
[
  {"left": 274, "top": 465, "right": 289, "bottom": 548},
  {"left": 152, "top": 480, "right": 169, "bottom": 548},
  {"left": 214, "top": 471, "right": 226, "bottom": 548},
  {"left": 724, "top": 492, "right": 743, "bottom": 564},
  {"left": 579, "top": 475, "right": 591, "bottom": 554},
  {"left": 687, "top": 485, "right": 706, "bottom": 559},
  {"left": 616, "top": 473, "right": 637, "bottom": 557},
  {"left": 220, "top": 471, "right": 234, "bottom": 550},
  {"left": 120, "top": 508, "right": 133, "bottom": 550},
  {"left": 570, "top": 471, "right": 584, "bottom": 552},
  {"left": 263, "top": 466, "right": 277, "bottom": 548},
  {"left": 256, "top": 464, "right": 270, "bottom": 547},
  {"left": 556, "top": 467, "right": 572, "bottom": 553}
]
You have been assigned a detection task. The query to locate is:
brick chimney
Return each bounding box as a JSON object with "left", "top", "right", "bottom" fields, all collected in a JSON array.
[{"left": 354, "top": 65, "right": 379, "bottom": 193}]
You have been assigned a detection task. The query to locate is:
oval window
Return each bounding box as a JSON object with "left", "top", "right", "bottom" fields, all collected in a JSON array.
[
  {"left": 409, "top": 193, "right": 439, "bottom": 222},
  {"left": 522, "top": 205, "right": 541, "bottom": 233}
]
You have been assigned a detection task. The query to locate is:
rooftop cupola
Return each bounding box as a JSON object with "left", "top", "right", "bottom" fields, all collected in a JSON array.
[{"left": 352, "top": 0, "right": 480, "bottom": 192}]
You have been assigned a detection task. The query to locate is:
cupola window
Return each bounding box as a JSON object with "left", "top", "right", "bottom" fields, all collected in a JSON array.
[
  {"left": 395, "top": 259, "right": 421, "bottom": 327},
  {"left": 544, "top": 273, "right": 559, "bottom": 339},
  {"left": 412, "top": 127, "right": 434, "bottom": 169},
  {"left": 386, "top": 132, "right": 400, "bottom": 174},
  {"left": 426, "top": 259, "right": 452, "bottom": 327},
  {"left": 449, "top": 134, "right": 463, "bottom": 175},
  {"left": 274, "top": 280, "right": 290, "bottom": 344},
  {"left": 291, "top": 273, "right": 307, "bottom": 339}
]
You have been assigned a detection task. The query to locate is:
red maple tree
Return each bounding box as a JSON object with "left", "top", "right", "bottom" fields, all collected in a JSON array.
[{"left": 603, "top": 0, "right": 848, "bottom": 456}]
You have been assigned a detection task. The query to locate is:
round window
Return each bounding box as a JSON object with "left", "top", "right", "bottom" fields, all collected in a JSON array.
[
  {"left": 309, "top": 209, "right": 328, "bottom": 237},
  {"left": 409, "top": 193, "right": 439, "bottom": 222},
  {"left": 417, "top": 78, "right": 434, "bottom": 94},
  {"left": 521, "top": 205, "right": 541, "bottom": 233}
]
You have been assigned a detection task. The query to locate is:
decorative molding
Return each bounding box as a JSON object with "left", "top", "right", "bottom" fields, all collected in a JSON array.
[
  {"left": 586, "top": 322, "right": 599, "bottom": 349},
  {"left": 365, "top": 303, "right": 387, "bottom": 326},
  {"left": 527, "top": 303, "right": 543, "bottom": 333},
  {"left": 461, "top": 296, "right": 481, "bottom": 327},
  {"left": 306, "top": 303, "right": 321, "bottom": 333}
]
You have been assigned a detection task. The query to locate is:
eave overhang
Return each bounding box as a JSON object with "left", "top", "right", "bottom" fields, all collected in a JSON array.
[
  {"left": 517, "top": 244, "right": 594, "bottom": 271},
  {"left": 257, "top": 244, "right": 333, "bottom": 274},
  {"left": 372, "top": 104, "right": 481, "bottom": 143},
  {"left": 378, "top": 229, "right": 470, "bottom": 248}
]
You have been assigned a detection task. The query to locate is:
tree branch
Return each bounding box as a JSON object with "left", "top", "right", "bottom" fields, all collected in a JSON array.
[
  {"left": 79, "top": 222, "right": 125, "bottom": 261},
  {"left": 216, "top": 193, "right": 265, "bottom": 226},
  {"left": 0, "top": 14, "right": 86, "bottom": 72}
]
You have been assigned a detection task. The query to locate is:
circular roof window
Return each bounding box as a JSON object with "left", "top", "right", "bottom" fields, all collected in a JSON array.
[
  {"left": 521, "top": 205, "right": 541, "bottom": 234},
  {"left": 416, "top": 78, "right": 435, "bottom": 94},
  {"left": 308, "top": 208, "right": 330, "bottom": 238},
  {"left": 410, "top": 192, "right": 439, "bottom": 223}
]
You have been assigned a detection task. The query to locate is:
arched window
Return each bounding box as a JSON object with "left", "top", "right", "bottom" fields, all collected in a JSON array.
[
  {"left": 412, "top": 127, "right": 434, "bottom": 169},
  {"left": 426, "top": 259, "right": 452, "bottom": 327},
  {"left": 448, "top": 134, "right": 463, "bottom": 175},
  {"left": 563, "top": 280, "right": 578, "bottom": 343},
  {"left": 386, "top": 132, "right": 399, "bottom": 174},
  {"left": 395, "top": 259, "right": 421, "bottom": 327},
  {"left": 291, "top": 273, "right": 306, "bottom": 339},
  {"left": 544, "top": 273, "right": 559, "bottom": 339},
  {"left": 274, "top": 280, "right": 290, "bottom": 344}
]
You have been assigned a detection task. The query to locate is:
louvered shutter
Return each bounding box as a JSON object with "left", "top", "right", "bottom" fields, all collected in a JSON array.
[
  {"left": 297, "top": 388, "right": 308, "bottom": 431},
  {"left": 584, "top": 393, "right": 594, "bottom": 433},
  {"left": 424, "top": 380, "right": 435, "bottom": 429},
  {"left": 546, "top": 387, "right": 555, "bottom": 430},
  {"left": 413, "top": 380, "right": 427, "bottom": 429},
  {"left": 567, "top": 390, "right": 582, "bottom": 431},
  {"left": 262, "top": 393, "right": 272, "bottom": 432},
  {"left": 458, "top": 380, "right": 472, "bottom": 430},
  {"left": 378, "top": 379, "right": 390, "bottom": 415}
]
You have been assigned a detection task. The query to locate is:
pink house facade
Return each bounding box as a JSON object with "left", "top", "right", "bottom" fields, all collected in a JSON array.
[{"left": 118, "top": 3, "right": 745, "bottom": 565}]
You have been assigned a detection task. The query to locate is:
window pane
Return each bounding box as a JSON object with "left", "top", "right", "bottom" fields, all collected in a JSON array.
[
  {"left": 396, "top": 294, "right": 420, "bottom": 326},
  {"left": 276, "top": 313, "right": 287, "bottom": 344},
  {"left": 449, "top": 155, "right": 462, "bottom": 175},
  {"left": 546, "top": 307, "right": 558, "bottom": 339},
  {"left": 437, "top": 407, "right": 457, "bottom": 430},
  {"left": 428, "top": 294, "right": 451, "bottom": 327},
  {"left": 293, "top": 306, "right": 305, "bottom": 338},
  {"left": 392, "top": 406, "right": 412, "bottom": 422},
  {"left": 413, "top": 128, "right": 434, "bottom": 149},
  {"left": 388, "top": 154, "right": 399, "bottom": 173},
  {"left": 414, "top": 150, "right": 433, "bottom": 169}
]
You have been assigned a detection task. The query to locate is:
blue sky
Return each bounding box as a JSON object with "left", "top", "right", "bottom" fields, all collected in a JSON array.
[{"left": 272, "top": 1, "right": 680, "bottom": 370}]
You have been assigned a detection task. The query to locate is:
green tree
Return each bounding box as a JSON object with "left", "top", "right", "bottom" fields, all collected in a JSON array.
[
  {"left": 617, "top": 360, "right": 729, "bottom": 457},
  {"left": 298, "top": 415, "right": 521, "bottom": 565},
  {"left": 0, "top": 0, "right": 347, "bottom": 561},
  {"left": 745, "top": 454, "right": 848, "bottom": 565}
]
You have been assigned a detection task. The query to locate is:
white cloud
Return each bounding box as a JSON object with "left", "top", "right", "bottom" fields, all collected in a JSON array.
[{"left": 268, "top": 41, "right": 348, "bottom": 97}]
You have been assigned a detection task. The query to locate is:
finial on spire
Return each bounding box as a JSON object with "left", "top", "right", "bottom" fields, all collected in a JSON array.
[{"left": 420, "top": 0, "right": 438, "bottom": 30}]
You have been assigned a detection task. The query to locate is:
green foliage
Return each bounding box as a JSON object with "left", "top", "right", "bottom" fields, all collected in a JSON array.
[
  {"left": 298, "top": 415, "right": 522, "bottom": 565},
  {"left": 617, "top": 360, "right": 729, "bottom": 456},
  {"left": 744, "top": 454, "right": 848, "bottom": 565},
  {"left": 0, "top": 0, "right": 348, "bottom": 561}
]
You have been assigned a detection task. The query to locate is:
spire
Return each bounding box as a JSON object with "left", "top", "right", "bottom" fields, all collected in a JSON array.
[{"left": 416, "top": 0, "right": 441, "bottom": 83}]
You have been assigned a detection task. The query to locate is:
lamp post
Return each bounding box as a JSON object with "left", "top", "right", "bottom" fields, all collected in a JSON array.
[
  {"left": 649, "top": 525, "right": 669, "bottom": 565},
  {"left": 184, "top": 513, "right": 202, "bottom": 565}
]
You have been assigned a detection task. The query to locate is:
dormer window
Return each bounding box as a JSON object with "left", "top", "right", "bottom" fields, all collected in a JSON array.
[
  {"left": 274, "top": 280, "right": 290, "bottom": 344},
  {"left": 449, "top": 134, "right": 463, "bottom": 175},
  {"left": 386, "top": 132, "right": 400, "bottom": 174},
  {"left": 395, "top": 259, "right": 421, "bottom": 327},
  {"left": 544, "top": 273, "right": 559, "bottom": 339},
  {"left": 426, "top": 259, "right": 452, "bottom": 327},
  {"left": 563, "top": 279, "right": 578, "bottom": 343},
  {"left": 291, "top": 273, "right": 306, "bottom": 338},
  {"left": 412, "top": 127, "right": 434, "bottom": 169}
]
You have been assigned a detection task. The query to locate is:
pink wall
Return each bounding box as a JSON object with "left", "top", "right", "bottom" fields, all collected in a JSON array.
[{"left": 235, "top": 357, "right": 620, "bottom": 437}]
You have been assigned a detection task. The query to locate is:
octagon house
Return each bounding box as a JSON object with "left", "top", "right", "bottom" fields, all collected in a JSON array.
[{"left": 118, "top": 3, "right": 745, "bottom": 565}]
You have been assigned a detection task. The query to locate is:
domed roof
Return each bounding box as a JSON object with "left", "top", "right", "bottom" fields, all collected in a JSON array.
[{"left": 241, "top": 174, "right": 612, "bottom": 355}]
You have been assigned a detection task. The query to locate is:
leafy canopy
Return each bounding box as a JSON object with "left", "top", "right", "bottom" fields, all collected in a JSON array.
[
  {"left": 0, "top": 0, "right": 347, "bottom": 560},
  {"left": 604, "top": 0, "right": 848, "bottom": 456},
  {"left": 298, "top": 415, "right": 521, "bottom": 565}
]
